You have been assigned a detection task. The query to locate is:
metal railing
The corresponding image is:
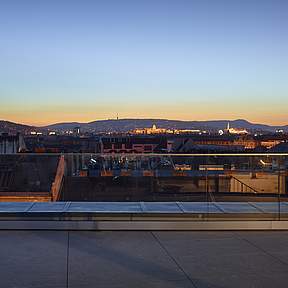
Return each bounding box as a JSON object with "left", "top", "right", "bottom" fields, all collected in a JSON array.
[{"left": 230, "top": 176, "right": 259, "bottom": 194}]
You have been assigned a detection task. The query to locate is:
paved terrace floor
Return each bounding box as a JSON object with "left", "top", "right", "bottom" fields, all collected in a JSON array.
[{"left": 1, "top": 230, "right": 288, "bottom": 288}]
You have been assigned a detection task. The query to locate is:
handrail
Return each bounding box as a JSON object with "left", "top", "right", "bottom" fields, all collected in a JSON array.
[
  {"left": 51, "top": 155, "right": 65, "bottom": 201},
  {"left": 230, "top": 176, "right": 259, "bottom": 194},
  {"left": 2, "top": 153, "right": 288, "bottom": 156}
]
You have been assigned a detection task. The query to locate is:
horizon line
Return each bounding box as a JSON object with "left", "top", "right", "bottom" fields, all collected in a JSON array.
[{"left": 1, "top": 118, "right": 288, "bottom": 128}]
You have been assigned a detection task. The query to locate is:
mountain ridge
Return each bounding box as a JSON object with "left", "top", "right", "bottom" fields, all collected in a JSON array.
[
  {"left": 44, "top": 118, "right": 288, "bottom": 132},
  {"left": 1, "top": 119, "right": 287, "bottom": 133}
]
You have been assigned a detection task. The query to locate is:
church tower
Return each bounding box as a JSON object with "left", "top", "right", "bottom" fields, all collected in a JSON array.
[{"left": 227, "top": 122, "right": 230, "bottom": 132}]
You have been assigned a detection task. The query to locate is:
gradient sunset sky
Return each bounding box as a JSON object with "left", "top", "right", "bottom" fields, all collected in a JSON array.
[{"left": 0, "top": 0, "right": 287, "bottom": 126}]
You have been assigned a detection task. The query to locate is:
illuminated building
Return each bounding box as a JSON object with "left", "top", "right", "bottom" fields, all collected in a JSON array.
[
  {"left": 132, "top": 124, "right": 173, "bottom": 135},
  {"left": 73, "top": 127, "right": 81, "bottom": 135},
  {"left": 131, "top": 124, "right": 201, "bottom": 135},
  {"left": 226, "top": 122, "right": 248, "bottom": 135},
  {"left": 260, "top": 140, "right": 282, "bottom": 149}
]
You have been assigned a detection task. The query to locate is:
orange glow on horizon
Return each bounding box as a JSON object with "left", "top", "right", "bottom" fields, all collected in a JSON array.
[
  {"left": 3, "top": 101, "right": 286, "bottom": 128},
  {"left": 1, "top": 103, "right": 287, "bottom": 126}
]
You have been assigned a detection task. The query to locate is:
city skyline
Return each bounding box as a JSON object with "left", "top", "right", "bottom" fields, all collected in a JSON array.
[
  {"left": 1, "top": 117, "right": 288, "bottom": 131},
  {"left": 1, "top": 0, "right": 288, "bottom": 125}
]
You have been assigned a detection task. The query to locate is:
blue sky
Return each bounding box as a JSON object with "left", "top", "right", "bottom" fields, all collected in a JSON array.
[{"left": 0, "top": 0, "right": 287, "bottom": 125}]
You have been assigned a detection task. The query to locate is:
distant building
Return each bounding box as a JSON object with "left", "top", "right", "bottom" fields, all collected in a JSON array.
[
  {"left": 226, "top": 122, "right": 248, "bottom": 135},
  {"left": 100, "top": 136, "right": 167, "bottom": 153},
  {"left": 25, "top": 135, "right": 101, "bottom": 153},
  {"left": 132, "top": 124, "right": 173, "bottom": 135},
  {"left": 171, "top": 135, "right": 245, "bottom": 153},
  {"left": 131, "top": 124, "right": 201, "bottom": 135},
  {"left": 260, "top": 139, "right": 283, "bottom": 149},
  {"left": 233, "top": 137, "right": 260, "bottom": 149},
  {"left": 73, "top": 127, "right": 81, "bottom": 135},
  {"left": 30, "top": 131, "right": 43, "bottom": 136},
  {"left": 269, "top": 142, "right": 288, "bottom": 153},
  {"left": 0, "top": 133, "right": 26, "bottom": 154}
]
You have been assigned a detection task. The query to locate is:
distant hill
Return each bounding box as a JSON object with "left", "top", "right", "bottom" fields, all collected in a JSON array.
[
  {"left": 1, "top": 119, "right": 288, "bottom": 134},
  {"left": 43, "top": 118, "right": 288, "bottom": 133},
  {"left": 0, "top": 120, "right": 36, "bottom": 134}
]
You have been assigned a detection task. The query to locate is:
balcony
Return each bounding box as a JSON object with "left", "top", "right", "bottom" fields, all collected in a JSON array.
[{"left": 0, "top": 153, "right": 288, "bottom": 287}]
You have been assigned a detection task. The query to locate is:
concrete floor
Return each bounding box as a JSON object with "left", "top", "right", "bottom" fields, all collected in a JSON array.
[{"left": 0, "top": 231, "right": 288, "bottom": 288}]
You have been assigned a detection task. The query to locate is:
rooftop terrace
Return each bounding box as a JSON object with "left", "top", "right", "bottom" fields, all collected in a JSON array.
[
  {"left": 1, "top": 229, "right": 288, "bottom": 288},
  {"left": 0, "top": 153, "right": 288, "bottom": 287}
]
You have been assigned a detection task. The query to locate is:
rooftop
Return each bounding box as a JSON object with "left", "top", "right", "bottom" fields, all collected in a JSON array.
[
  {"left": 0, "top": 152, "right": 287, "bottom": 287},
  {"left": 1, "top": 229, "right": 288, "bottom": 287},
  {"left": 1, "top": 200, "right": 288, "bottom": 287}
]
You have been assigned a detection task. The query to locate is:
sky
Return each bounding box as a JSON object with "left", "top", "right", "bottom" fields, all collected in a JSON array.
[{"left": 0, "top": 0, "right": 287, "bottom": 126}]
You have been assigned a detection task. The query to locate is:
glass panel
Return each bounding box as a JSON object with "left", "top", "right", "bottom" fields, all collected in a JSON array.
[{"left": 0, "top": 153, "right": 287, "bottom": 220}]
